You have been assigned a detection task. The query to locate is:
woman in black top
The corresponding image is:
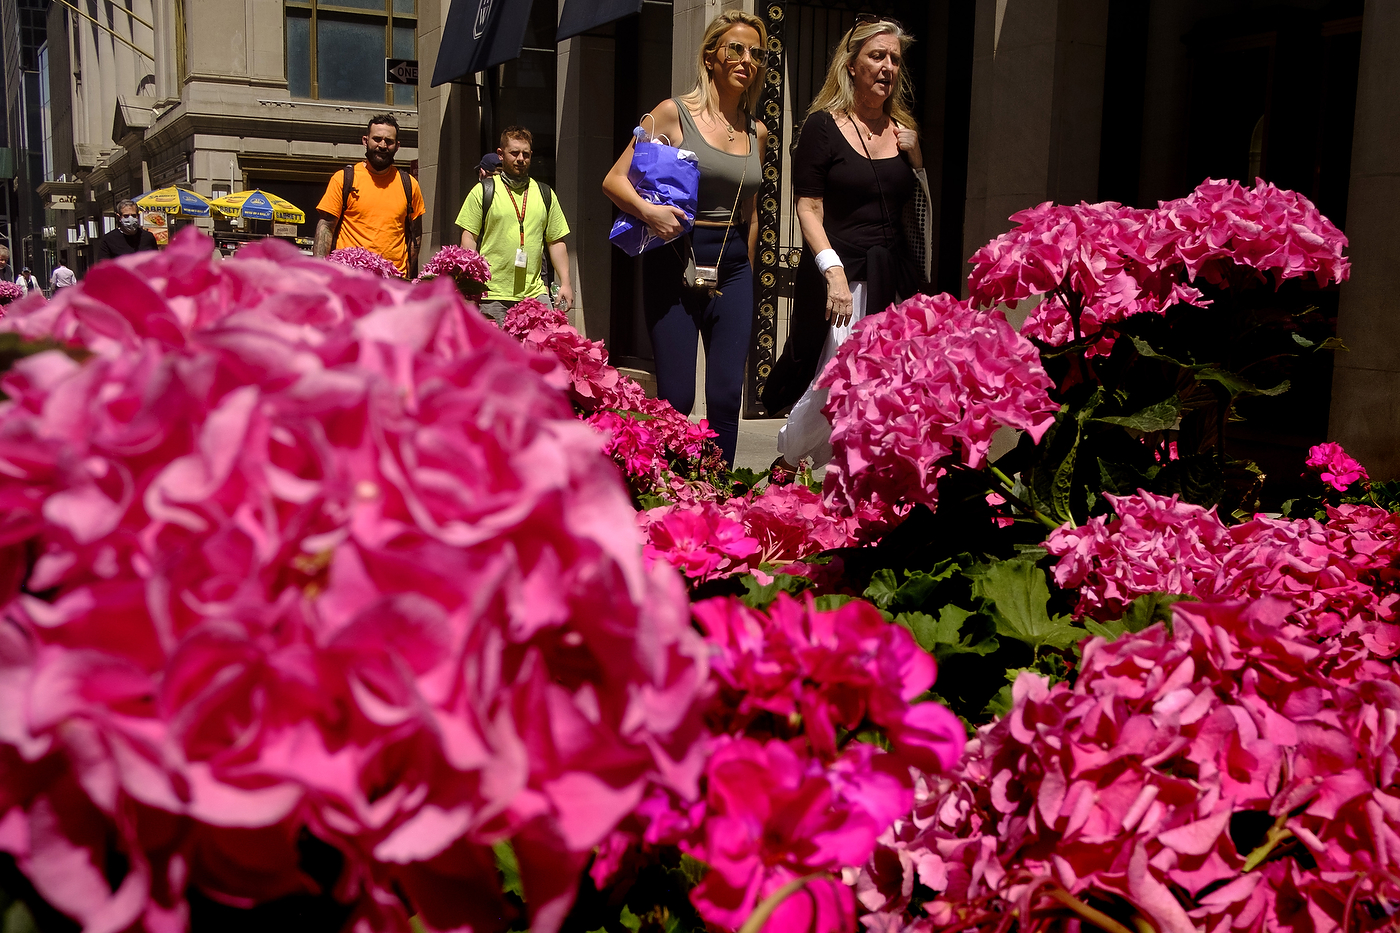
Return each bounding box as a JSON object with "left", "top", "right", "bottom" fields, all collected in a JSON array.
[{"left": 766, "top": 17, "right": 927, "bottom": 473}]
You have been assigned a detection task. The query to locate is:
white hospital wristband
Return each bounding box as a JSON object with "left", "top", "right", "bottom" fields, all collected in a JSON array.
[{"left": 815, "top": 248, "right": 844, "bottom": 274}]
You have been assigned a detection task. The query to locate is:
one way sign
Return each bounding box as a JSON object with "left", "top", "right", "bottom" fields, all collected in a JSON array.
[{"left": 385, "top": 58, "right": 419, "bottom": 85}]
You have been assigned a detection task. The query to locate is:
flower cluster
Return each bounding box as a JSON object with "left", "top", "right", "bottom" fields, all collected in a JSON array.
[
  {"left": 0, "top": 280, "right": 25, "bottom": 305},
  {"left": 1044, "top": 491, "right": 1232, "bottom": 618},
  {"left": 969, "top": 179, "right": 1350, "bottom": 348},
  {"left": 819, "top": 292, "right": 1057, "bottom": 517},
  {"left": 502, "top": 298, "right": 726, "bottom": 500},
  {"left": 417, "top": 245, "right": 491, "bottom": 286},
  {"left": 326, "top": 245, "right": 403, "bottom": 278},
  {"left": 1306, "top": 440, "right": 1369, "bottom": 491},
  {"left": 1044, "top": 491, "right": 1400, "bottom": 668},
  {"left": 640, "top": 482, "right": 895, "bottom": 585},
  {"left": 596, "top": 595, "right": 966, "bottom": 933},
  {"left": 858, "top": 598, "right": 1400, "bottom": 933},
  {"left": 0, "top": 228, "right": 707, "bottom": 933},
  {"left": 967, "top": 200, "right": 1201, "bottom": 348},
  {"left": 1148, "top": 177, "right": 1351, "bottom": 289}
]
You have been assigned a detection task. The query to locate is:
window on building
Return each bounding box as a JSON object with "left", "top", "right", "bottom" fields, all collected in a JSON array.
[{"left": 285, "top": 0, "right": 416, "bottom": 106}]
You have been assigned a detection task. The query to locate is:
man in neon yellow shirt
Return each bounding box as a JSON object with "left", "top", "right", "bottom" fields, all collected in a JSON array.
[{"left": 457, "top": 126, "right": 574, "bottom": 323}]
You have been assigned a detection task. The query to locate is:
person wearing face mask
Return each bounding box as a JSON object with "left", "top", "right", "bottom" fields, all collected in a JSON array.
[
  {"left": 315, "top": 113, "right": 425, "bottom": 277},
  {"left": 764, "top": 16, "right": 925, "bottom": 480},
  {"left": 97, "top": 200, "right": 159, "bottom": 261}
]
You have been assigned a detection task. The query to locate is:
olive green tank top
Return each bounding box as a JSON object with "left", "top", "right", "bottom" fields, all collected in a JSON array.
[{"left": 674, "top": 98, "right": 761, "bottom": 223}]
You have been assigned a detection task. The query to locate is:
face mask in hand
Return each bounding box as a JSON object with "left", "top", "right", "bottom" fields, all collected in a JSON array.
[{"left": 119, "top": 216, "right": 141, "bottom": 234}]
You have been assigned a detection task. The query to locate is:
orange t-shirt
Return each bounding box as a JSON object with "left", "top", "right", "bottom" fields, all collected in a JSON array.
[{"left": 317, "top": 162, "right": 425, "bottom": 275}]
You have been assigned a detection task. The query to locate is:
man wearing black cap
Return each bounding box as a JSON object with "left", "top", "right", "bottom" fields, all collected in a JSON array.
[
  {"left": 455, "top": 126, "right": 574, "bottom": 324},
  {"left": 478, "top": 153, "right": 501, "bottom": 181}
]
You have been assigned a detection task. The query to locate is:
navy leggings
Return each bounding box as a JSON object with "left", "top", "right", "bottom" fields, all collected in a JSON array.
[{"left": 642, "top": 225, "right": 752, "bottom": 467}]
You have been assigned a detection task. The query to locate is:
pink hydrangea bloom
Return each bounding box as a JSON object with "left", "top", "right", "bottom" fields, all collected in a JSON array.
[
  {"left": 858, "top": 597, "right": 1400, "bottom": 933},
  {"left": 0, "top": 280, "right": 25, "bottom": 304},
  {"left": 967, "top": 200, "right": 1203, "bottom": 350},
  {"left": 418, "top": 245, "right": 491, "bottom": 284},
  {"left": 326, "top": 245, "right": 402, "bottom": 278},
  {"left": 1044, "top": 490, "right": 1233, "bottom": 618},
  {"left": 1044, "top": 490, "right": 1400, "bottom": 672},
  {"left": 819, "top": 292, "right": 1057, "bottom": 517},
  {"left": 1148, "top": 178, "right": 1350, "bottom": 289},
  {"left": 0, "top": 228, "right": 708, "bottom": 933},
  {"left": 1305, "top": 441, "right": 1369, "bottom": 491},
  {"left": 968, "top": 180, "right": 1348, "bottom": 350}
]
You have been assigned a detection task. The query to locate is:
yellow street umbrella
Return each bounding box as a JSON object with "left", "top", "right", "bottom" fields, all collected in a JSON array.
[
  {"left": 135, "top": 186, "right": 213, "bottom": 217},
  {"left": 209, "top": 189, "right": 307, "bottom": 224}
]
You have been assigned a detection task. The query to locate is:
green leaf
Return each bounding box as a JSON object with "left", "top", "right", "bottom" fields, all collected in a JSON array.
[
  {"left": 1153, "top": 453, "right": 1225, "bottom": 507},
  {"left": 812, "top": 594, "right": 856, "bottom": 612},
  {"left": 864, "top": 568, "right": 900, "bottom": 610},
  {"left": 895, "top": 606, "right": 1000, "bottom": 659},
  {"left": 620, "top": 905, "right": 644, "bottom": 932},
  {"left": 739, "top": 573, "right": 810, "bottom": 610},
  {"left": 1129, "top": 335, "right": 1191, "bottom": 366},
  {"left": 1051, "top": 439, "right": 1080, "bottom": 524},
  {"left": 729, "top": 467, "right": 764, "bottom": 488},
  {"left": 493, "top": 840, "right": 522, "bottom": 898},
  {"left": 1290, "top": 332, "right": 1316, "bottom": 349},
  {"left": 888, "top": 560, "right": 960, "bottom": 610},
  {"left": 1093, "top": 396, "right": 1182, "bottom": 432},
  {"left": 3, "top": 902, "right": 38, "bottom": 933},
  {"left": 1316, "top": 336, "right": 1347, "bottom": 352},
  {"left": 636, "top": 493, "right": 671, "bottom": 511},
  {"left": 1098, "top": 458, "right": 1150, "bottom": 497},
  {"left": 971, "top": 560, "right": 1084, "bottom": 653},
  {"left": 1194, "top": 367, "right": 1290, "bottom": 398}
]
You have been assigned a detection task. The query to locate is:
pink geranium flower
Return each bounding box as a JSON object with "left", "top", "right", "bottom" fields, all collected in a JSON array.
[{"left": 1305, "top": 441, "right": 1369, "bottom": 491}]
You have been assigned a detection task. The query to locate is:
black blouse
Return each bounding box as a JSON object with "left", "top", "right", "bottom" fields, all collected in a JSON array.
[{"left": 791, "top": 110, "right": 917, "bottom": 280}]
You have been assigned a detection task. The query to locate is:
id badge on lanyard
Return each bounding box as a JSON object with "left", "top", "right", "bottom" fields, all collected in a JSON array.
[{"left": 507, "top": 184, "right": 530, "bottom": 269}]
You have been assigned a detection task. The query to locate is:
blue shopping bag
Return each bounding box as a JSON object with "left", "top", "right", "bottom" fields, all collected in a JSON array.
[{"left": 609, "top": 126, "right": 700, "bottom": 256}]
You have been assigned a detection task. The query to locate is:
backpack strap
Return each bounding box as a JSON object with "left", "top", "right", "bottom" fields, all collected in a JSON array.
[
  {"left": 477, "top": 176, "right": 495, "bottom": 239},
  {"left": 331, "top": 164, "right": 355, "bottom": 249},
  {"left": 399, "top": 168, "right": 413, "bottom": 270},
  {"left": 536, "top": 180, "right": 555, "bottom": 290}
]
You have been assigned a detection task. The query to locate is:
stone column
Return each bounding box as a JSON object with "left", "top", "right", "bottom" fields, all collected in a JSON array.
[
  {"left": 556, "top": 32, "right": 614, "bottom": 339},
  {"left": 1329, "top": 0, "right": 1400, "bottom": 479},
  {"left": 961, "top": 0, "right": 1110, "bottom": 280},
  {"left": 415, "top": 0, "right": 481, "bottom": 256}
]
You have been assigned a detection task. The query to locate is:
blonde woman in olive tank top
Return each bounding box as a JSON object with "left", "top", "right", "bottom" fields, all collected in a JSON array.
[{"left": 603, "top": 11, "right": 770, "bottom": 468}]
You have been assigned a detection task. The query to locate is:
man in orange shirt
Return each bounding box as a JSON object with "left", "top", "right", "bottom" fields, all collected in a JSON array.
[{"left": 314, "top": 114, "right": 425, "bottom": 277}]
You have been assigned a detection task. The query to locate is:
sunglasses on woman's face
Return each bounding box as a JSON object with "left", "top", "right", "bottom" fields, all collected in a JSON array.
[
  {"left": 721, "top": 41, "right": 769, "bottom": 67},
  {"left": 847, "top": 14, "right": 904, "bottom": 53}
]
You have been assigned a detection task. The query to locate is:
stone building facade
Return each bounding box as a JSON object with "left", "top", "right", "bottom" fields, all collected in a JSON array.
[{"left": 38, "top": 0, "right": 418, "bottom": 274}]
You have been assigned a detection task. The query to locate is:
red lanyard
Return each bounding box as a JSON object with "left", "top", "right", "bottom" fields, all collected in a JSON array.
[{"left": 504, "top": 183, "right": 529, "bottom": 247}]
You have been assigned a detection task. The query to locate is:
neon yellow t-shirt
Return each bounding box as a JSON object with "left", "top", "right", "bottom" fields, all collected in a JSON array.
[{"left": 455, "top": 177, "right": 570, "bottom": 301}]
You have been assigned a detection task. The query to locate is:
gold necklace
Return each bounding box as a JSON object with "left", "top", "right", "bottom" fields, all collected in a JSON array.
[
  {"left": 711, "top": 108, "right": 735, "bottom": 141},
  {"left": 851, "top": 112, "right": 885, "bottom": 140}
]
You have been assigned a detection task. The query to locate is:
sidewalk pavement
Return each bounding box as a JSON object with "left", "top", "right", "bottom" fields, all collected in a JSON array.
[{"left": 734, "top": 417, "right": 784, "bottom": 474}]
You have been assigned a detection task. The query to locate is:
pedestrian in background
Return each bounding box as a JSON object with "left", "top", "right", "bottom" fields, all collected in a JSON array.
[
  {"left": 50, "top": 260, "right": 77, "bottom": 289},
  {"left": 97, "top": 199, "right": 159, "bottom": 260},
  {"left": 768, "top": 15, "right": 923, "bottom": 477},
  {"left": 0, "top": 246, "right": 14, "bottom": 282},
  {"left": 457, "top": 126, "right": 575, "bottom": 323},
  {"left": 602, "top": 10, "right": 768, "bottom": 468},
  {"left": 16, "top": 267, "right": 39, "bottom": 295},
  {"left": 477, "top": 152, "right": 501, "bottom": 181},
  {"left": 314, "top": 113, "right": 425, "bottom": 277}
]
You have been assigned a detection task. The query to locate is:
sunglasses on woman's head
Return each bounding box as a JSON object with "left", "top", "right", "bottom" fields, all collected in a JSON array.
[
  {"left": 721, "top": 40, "right": 768, "bottom": 67},
  {"left": 847, "top": 14, "right": 904, "bottom": 53}
]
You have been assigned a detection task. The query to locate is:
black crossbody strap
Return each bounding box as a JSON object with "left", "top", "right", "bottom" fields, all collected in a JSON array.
[
  {"left": 331, "top": 164, "right": 355, "bottom": 249},
  {"left": 399, "top": 168, "right": 412, "bottom": 262}
]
